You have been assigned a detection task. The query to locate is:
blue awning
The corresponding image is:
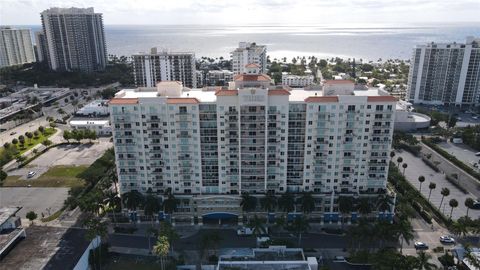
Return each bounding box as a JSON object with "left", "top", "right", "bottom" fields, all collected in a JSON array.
[{"left": 202, "top": 212, "right": 238, "bottom": 220}]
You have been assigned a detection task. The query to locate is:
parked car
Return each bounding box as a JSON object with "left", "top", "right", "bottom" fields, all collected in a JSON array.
[
  {"left": 10, "top": 131, "right": 16, "bottom": 135},
  {"left": 475, "top": 152, "right": 480, "bottom": 157},
  {"left": 440, "top": 235, "right": 455, "bottom": 244},
  {"left": 414, "top": 241, "right": 429, "bottom": 250},
  {"left": 333, "top": 256, "right": 347, "bottom": 262},
  {"left": 237, "top": 227, "right": 253, "bottom": 236},
  {"left": 472, "top": 200, "right": 480, "bottom": 210},
  {"left": 27, "top": 171, "right": 36, "bottom": 178}
]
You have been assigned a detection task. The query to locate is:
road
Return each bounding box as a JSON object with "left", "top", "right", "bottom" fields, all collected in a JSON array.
[
  {"left": 438, "top": 141, "right": 480, "bottom": 170},
  {"left": 397, "top": 150, "right": 480, "bottom": 220}
]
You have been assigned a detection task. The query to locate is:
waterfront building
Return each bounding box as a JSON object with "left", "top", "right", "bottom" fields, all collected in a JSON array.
[
  {"left": 0, "top": 27, "right": 36, "bottom": 68},
  {"left": 206, "top": 70, "right": 234, "bottom": 86},
  {"left": 40, "top": 7, "right": 107, "bottom": 72},
  {"left": 109, "top": 66, "right": 396, "bottom": 223},
  {"left": 231, "top": 42, "right": 267, "bottom": 75},
  {"left": 132, "top": 48, "right": 196, "bottom": 88},
  {"left": 407, "top": 36, "right": 480, "bottom": 106},
  {"left": 282, "top": 72, "right": 314, "bottom": 87}
]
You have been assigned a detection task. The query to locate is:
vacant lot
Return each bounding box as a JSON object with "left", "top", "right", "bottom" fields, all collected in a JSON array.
[
  {"left": 3, "top": 165, "right": 87, "bottom": 188},
  {"left": 0, "top": 187, "right": 69, "bottom": 219}
]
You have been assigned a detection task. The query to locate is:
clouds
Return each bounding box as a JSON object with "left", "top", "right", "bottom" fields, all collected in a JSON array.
[{"left": 0, "top": 0, "right": 479, "bottom": 25}]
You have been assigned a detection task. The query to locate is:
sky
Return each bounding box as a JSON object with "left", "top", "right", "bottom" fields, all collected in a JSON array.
[{"left": 0, "top": 0, "right": 479, "bottom": 26}]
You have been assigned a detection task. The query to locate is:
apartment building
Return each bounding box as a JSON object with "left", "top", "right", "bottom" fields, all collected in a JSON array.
[
  {"left": 0, "top": 27, "right": 36, "bottom": 68},
  {"left": 40, "top": 7, "right": 107, "bottom": 72},
  {"left": 231, "top": 42, "right": 267, "bottom": 75},
  {"left": 282, "top": 72, "right": 315, "bottom": 87},
  {"left": 206, "top": 70, "right": 234, "bottom": 86},
  {"left": 132, "top": 48, "right": 196, "bottom": 88},
  {"left": 110, "top": 66, "right": 396, "bottom": 223},
  {"left": 34, "top": 31, "right": 48, "bottom": 63},
  {"left": 407, "top": 36, "right": 480, "bottom": 106}
]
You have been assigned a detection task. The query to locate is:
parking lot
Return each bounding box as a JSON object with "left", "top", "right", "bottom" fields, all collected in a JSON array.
[
  {"left": 0, "top": 187, "right": 69, "bottom": 219},
  {"left": 437, "top": 141, "right": 480, "bottom": 170}
]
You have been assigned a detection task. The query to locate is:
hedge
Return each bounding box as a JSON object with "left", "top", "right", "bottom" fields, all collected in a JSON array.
[
  {"left": 445, "top": 174, "right": 468, "bottom": 194},
  {"left": 421, "top": 157, "right": 441, "bottom": 172}
]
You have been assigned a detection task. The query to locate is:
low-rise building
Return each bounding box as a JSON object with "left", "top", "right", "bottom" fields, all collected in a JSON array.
[
  {"left": 217, "top": 246, "right": 318, "bottom": 270},
  {"left": 0, "top": 207, "right": 25, "bottom": 259},
  {"left": 281, "top": 72, "right": 314, "bottom": 87},
  {"left": 394, "top": 100, "right": 431, "bottom": 131},
  {"left": 69, "top": 119, "right": 111, "bottom": 136},
  {"left": 206, "top": 70, "right": 234, "bottom": 86},
  {"left": 76, "top": 99, "right": 109, "bottom": 117}
]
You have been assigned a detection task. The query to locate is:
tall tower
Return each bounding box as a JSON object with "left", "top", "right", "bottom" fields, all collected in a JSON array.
[{"left": 0, "top": 27, "right": 36, "bottom": 68}]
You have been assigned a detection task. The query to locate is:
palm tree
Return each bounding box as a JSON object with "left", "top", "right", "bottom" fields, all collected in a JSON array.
[
  {"left": 465, "top": 197, "right": 475, "bottom": 218},
  {"left": 144, "top": 194, "right": 161, "bottom": 225},
  {"left": 396, "top": 218, "right": 414, "bottom": 254},
  {"left": 240, "top": 193, "right": 257, "bottom": 221},
  {"left": 449, "top": 199, "right": 458, "bottom": 219},
  {"left": 162, "top": 188, "right": 178, "bottom": 214},
  {"left": 248, "top": 215, "right": 267, "bottom": 236},
  {"left": 439, "top": 188, "right": 450, "bottom": 210},
  {"left": 390, "top": 151, "right": 395, "bottom": 159},
  {"left": 83, "top": 216, "right": 108, "bottom": 270},
  {"left": 290, "top": 216, "right": 310, "bottom": 246},
  {"left": 376, "top": 194, "right": 393, "bottom": 213},
  {"left": 299, "top": 192, "right": 315, "bottom": 214},
  {"left": 418, "top": 176, "right": 425, "bottom": 193},
  {"left": 396, "top": 157, "right": 403, "bottom": 167},
  {"left": 356, "top": 197, "right": 373, "bottom": 218},
  {"left": 153, "top": 235, "right": 170, "bottom": 270},
  {"left": 402, "top": 163, "right": 408, "bottom": 175},
  {"left": 260, "top": 193, "right": 277, "bottom": 213},
  {"left": 427, "top": 182, "right": 436, "bottom": 202},
  {"left": 122, "top": 190, "right": 144, "bottom": 211},
  {"left": 103, "top": 191, "right": 121, "bottom": 226},
  {"left": 278, "top": 193, "right": 295, "bottom": 213},
  {"left": 416, "top": 251, "right": 437, "bottom": 270},
  {"left": 338, "top": 196, "right": 354, "bottom": 226}
]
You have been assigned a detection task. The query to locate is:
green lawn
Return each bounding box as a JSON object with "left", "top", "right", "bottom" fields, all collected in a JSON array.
[
  {"left": 2, "top": 165, "right": 87, "bottom": 188},
  {"left": 1, "top": 127, "right": 56, "bottom": 156}
]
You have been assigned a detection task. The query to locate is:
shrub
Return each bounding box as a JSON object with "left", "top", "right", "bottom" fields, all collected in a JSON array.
[
  {"left": 445, "top": 174, "right": 468, "bottom": 194},
  {"left": 421, "top": 157, "right": 440, "bottom": 172},
  {"left": 419, "top": 210, "right": 432, "bottom": 224},
  {"left": 433, "top": 246, "right": 444, "bottom": 253}
]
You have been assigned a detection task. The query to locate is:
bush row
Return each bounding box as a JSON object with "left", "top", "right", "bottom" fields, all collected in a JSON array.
[
  {"left": 421, "top": 156, "right": 441, "bottom": 172},
  {"left": 445, "top": 174, "right": 468, "bottom": 194}
]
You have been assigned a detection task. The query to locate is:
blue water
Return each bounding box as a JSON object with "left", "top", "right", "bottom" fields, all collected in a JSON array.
[{"left": 23, "top": 24, "right": 480, "bottom": 61}]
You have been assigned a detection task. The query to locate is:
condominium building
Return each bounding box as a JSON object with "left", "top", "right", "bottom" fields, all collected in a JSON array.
[
  {"left": 231, "top": 42, "right": 267, "bottom": 75},
  {"left": 40, "top": 7, "right": 107, "bottom": 72},
  {"left": 407, "top": 36, "right": 480, "bottom": 106},
  {"left": 206, "top": 70, "right": 234, "bottom": 86},
  {"left": 282, "top": 72, "right": 315, "bottom": 87},
  {"left": 110, "top": 66, "right": 396, "bottom": 223},
  {"left": 0, "top": 27, "right": 36, "bottom": 68},
  {"left": 34, "top": 31, "right": 48, "bottom": 63},
  {"left": 132, "top": 48, "right": 196, "bottom": 88}
]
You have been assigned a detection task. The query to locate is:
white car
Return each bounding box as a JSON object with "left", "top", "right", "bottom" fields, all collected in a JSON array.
[
  {"left": 414, "top": 241, "right": 429, "bottom": 250},
  {"left": 440, "top": 235, "right": 455, "bottom": 244},
  {"left": 27, "top": 171, "right": 36, "bottom": 178},
  {"left": 476, "top": 152, "right": 480, "bottom": 157},
  {"left": 333, "top": 256, "right": 347, "bottom": 262}
]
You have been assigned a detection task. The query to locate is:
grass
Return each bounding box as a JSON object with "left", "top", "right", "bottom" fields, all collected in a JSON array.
[
  {"left": 2, "top": 165, "right": 87, "bottom": 188},
  {"left": 12, "top": 127, "right": 56, "bottom": 155},
  {"left": 40, "top": 209, "right": 63, "bottom": 222}
]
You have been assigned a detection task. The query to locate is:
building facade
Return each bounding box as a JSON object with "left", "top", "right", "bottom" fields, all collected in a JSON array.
[
  {"left": 34, "top": 31, "right": 48, "bottom": 63},
  {"left": 206, "top": 70, "right": 234, "bottom": 86},
  {"left": 132, "top": 48, "right": 196, "bottom": 88},
  {"left": 0, "top": 27, "right": 36, "bottom": 68},
  {"left": 407, "top": 37, "right": 480, "bottom": 106},
  {"left": 109, "top": 67, "right": 396, "bottom": 222},
  {"left": 40, "top": 7, "right": 107, "bottom": 72},
  {"left": 231, "top": 42, "right": 267, "bottom": 75},
  {"left": 282, "top": 73, "right": 315, "bottom": 87}
]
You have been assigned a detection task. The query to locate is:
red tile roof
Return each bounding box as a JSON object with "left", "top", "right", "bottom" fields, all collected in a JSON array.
[
  {"left": 166, "top": 98, "right": 199, "bottom": 104},
  {"left": 305, "top": 96, "right": 339, "bottom": 103},
  {"left": 245, "top": 63, "right": 260, "bottom": 68},
  {"left": 324, "top": 80, "right": 354, "bottom": 85},
  {"left": 268, "top": 89, "right": 290, "bottom": 96},
  {"left": 215, "top": 90, "right": 238, "bottom": 96},
  {"left": 234, "top": 74, "right": 271, "bottom": 82},
  {"left": 367, "top": 96, "right": 397, "bottom": 102},
  {"left": 108, "top": 98, "right": 139, "bottom": 105}
]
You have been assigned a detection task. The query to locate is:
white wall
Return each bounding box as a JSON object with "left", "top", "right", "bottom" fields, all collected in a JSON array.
[{"left": 73, "top": 236, "right": 101, "bottom": 270}]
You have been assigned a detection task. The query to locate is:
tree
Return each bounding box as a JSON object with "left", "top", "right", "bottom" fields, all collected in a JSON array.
[
  {"left": 278, "top": 193, "right": 295, "bottom": 213},
  {"left": 38, "top": 126, "right": 45, "bottom": 134},
  {"left": 356, "top": 197, "right": 372, "bottom": 217},
  {"left": 290, "top": 216, "right": 310, "bottom": 246},
  {"left": 42, "top": 139, "right": 52, "bottom": 146},
  {"left": 33, "top": 131, "right": 39, "bottom": 139},
  {"left": 396, "top": 218, "right": 414, "bottom": 254},
  {"left": 63, "top": 130, "right": 72, "bottom": 142},
  {"left": 144, "top": 194, "right": 161, "bottom": 224},
  {"left": 338, "top": 196, "right": 354, "bottom": 225},
  {"left": 402, "top": 163, "right": 408, "bottom": 175},
  {"left": 122, "top": 190, "right": 144, "bottom": 211},
  {"left": 26, "top": 211, "right": 37, "bottom": 224},
  {"left": 152, "top": 235, "right": 170, "bottom": 270},
  {"left": 25, "top": 132, "right": 33, "bottom": 144},
  {"left": 248, "top": 215, "right": 267, "bottom": 236},
  {"left": 390, "top": 151, "right": 395, "bottom": 159},
  {"left": 299, "top": 192, "right": 315, "bottom": 214},
  {"left": 376, "top": 194, "right": 393, "bottom": 213},
  {"left": 396, "top": 156, "right": 403, "bottom": 167},
  {"left": 11, "top": 138, "right": 18, "bottom": 146},
  {"left": 416, "top": 251, "right": 437, "bottom": 270},
  {"left": 439, "top": 187, "right": 450, "bottom": 209},
  {"left": 427, "top": 182, "right": 436, "bottom": 202},
  {"left": 158, "top": 221, "right": 179, "bottom": 253},
  {"left": 260, "top": 193, "right": 277, "bottom": 215},
  {"left": 240, "top": 193, "right": 257, "bottom": 218},
  {"left": 84, "top": 216, "right": 108, "bottom": 270},
  {"left": 103, "top": 191, "right": 121, "bottom": 226},
  {"left": 465, "top": 197, "right": 475, "bottom": 218},
  {"left": 162, "top": 189, "right": 178, "bottom": 214},
  {"left": 418, "top": 176, "right": 426, "bottom": 193},
  {"left": 3, "top": 142, "right": 10, "bottom": 149},
  {"left": 449, "top": 199, "right": 458, "bottom": 219}
]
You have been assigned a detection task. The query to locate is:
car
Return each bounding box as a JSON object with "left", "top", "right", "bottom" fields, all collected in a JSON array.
[
  {"left": 9, "top": 131, "right": 16, "bottom": 135},
  {"left": 473, "top": 116, "right": 478, "bottom": 120},
  {"left": 440, "top": 235, "right": 455, "bottom": 244},
  {"left": 472, "top": 200, "right": 480, "bottom": 210},
  {"left": 475, "top": 152, "right": 480, "bottom": 157},
  {"left": 27, "top": 171, "right": 36, "bottom": 178},
  {"left": 414, "top": 241, "right": 429, "bottom": 250},
  {"left": 237, "top": 227, "right": 253, "bottom": 236},
  {"left": 333, "top": 256, "right": 347, "bottom": 262}
]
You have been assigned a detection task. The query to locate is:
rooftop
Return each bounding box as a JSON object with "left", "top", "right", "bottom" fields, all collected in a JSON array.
[{"left": 0, "top": 207, "right": 21, "bottom": 226}]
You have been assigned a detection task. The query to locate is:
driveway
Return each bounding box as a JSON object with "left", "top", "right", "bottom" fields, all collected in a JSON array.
[
  {"left": 397, "top": 150, "right": 480, "bottom": 220},
  {"left": 0, "top": 187, "right": 69, "bottom": 219}
]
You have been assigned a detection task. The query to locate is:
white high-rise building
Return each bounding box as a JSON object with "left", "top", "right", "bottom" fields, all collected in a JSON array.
[
  {"left": 109, "top": 66, "right": 396, "bottom": 223},
  {"left": 132, "top": 48, "right": 196, "bottom": 88},
  {"left": 407, "top": 37, "right": 480, "bottom": 106},
  {"left": 231, "top": 42, "right": 267, "bottom": 75},
  {"left": 40, "top": 7, "right": 107, "bottom": 72},
  {"left": 0, "top": 27, "right": 36, "bottom": 68}
]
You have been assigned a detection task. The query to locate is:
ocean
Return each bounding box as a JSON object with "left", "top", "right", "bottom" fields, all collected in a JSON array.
[{"left": 24, "top": 24, "right": 480, "bottom": 61}]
